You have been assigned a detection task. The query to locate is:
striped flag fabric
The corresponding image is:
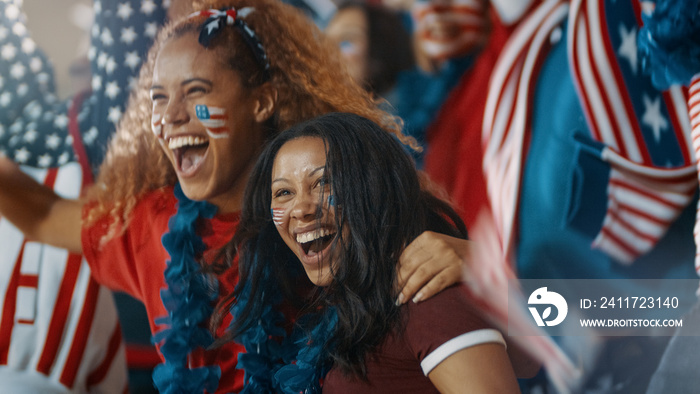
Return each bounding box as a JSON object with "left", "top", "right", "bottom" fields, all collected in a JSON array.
[
  {"left": 482, "top": 0, "right": 569, "bottom": 257},
  {"left": 0, "top": 163, "right": 127, "bottom": 392},
  {"left": 567, "top": 0, "right": 696, "bottom": 264},
  {"left": 482, "top": 0, "right": 696, "bottom": 264},
  {"left": 690, "top": 76, "right": 700, "bottom": 272}
]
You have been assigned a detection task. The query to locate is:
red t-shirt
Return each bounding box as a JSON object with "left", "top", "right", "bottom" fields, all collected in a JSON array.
[
  {"left": 82, "top": 186, "right": 244, "bottom": 393},
  {"left": 322, "top": 286, "right": 505, "bottom": 393}
]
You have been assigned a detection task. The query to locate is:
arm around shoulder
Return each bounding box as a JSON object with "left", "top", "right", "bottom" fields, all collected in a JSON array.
[{"left": 0, "top": 156, "right": 83, "bottom": 253}]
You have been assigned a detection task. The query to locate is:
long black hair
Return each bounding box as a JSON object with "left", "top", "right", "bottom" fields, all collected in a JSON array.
[{"left": 217, "top": 112, "right": 467, "bottom": 378}]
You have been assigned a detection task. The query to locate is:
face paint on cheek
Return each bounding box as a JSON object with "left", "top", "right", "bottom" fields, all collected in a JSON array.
[
  {"left": 271, "top": 208, "right": 285, "bottom": 226},
  {"left": 327, "top": 195, "right": 336, "bottom": 207},
  {"left": 195, "top": 104, "right": 230, "bottom": 139},
  {"left": 339, "top": 40, "right": 358, "bottom": 56},
  {"left": 151, "top": 113, "right": 163, "bottom": 137}
]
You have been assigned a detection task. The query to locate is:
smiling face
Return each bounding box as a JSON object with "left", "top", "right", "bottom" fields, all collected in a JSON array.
[
  {"left": 150, "top": 32, "right": 274, "bottom": 212},
  {"left": 270, "top": 137, "right": 339, "bottom": 286}
]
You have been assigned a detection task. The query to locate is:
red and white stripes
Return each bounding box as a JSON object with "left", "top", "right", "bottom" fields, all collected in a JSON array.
[
  {"left": 272, "top": 208, "right": 285, "bottom": 227},
  {"left": 0, "top": 163, "right": 127, "bottom": 393},
  {"left": 195, "top": 104, "right": 230, "bottom": 139},
  {"left": 568, "top": 0, "right": 645, "bottom": 161},
  {"left": 483, "top": 0, "right": 697, "bottom": 264},
  {"left": 567, "top": 0, "right": 697, "bottom": 263},
  {"left": 151, "top": 113, "right": 163, "bottom": 138},
  {"left": 689, "top": 76, "right": 700, "bottom": 272},
  {"left": 482, "top": 0, "right": 569, "bottom": 257},
  {"left": 591, "top": 161, "right": 697, "bottom": 264}
]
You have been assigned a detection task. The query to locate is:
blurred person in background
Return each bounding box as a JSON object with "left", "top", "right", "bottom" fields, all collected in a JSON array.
[
  {"left": 325, "top": 1, "right": 415, "bottom": 103},
  {"left": 326, "top": 0, "right": 489, "bottom": 167}
]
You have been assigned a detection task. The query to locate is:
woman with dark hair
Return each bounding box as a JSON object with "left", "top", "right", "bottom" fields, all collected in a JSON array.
[
  {"left": 222, "top": 112, "right": 520, "bottom": 393},
  {"left": 325, "top": 1, "right": 415, "bottom": 97},
  {"left": 0, "top": 1, "right": 471, "bottom": 392}
]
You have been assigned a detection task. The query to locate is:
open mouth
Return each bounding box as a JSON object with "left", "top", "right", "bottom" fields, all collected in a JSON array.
[
  {"left": 296, "top": 227, "right": 337, "bottom": 256},
  {"left": 168, "top": 135, "right": 209, "bottom": 174}
]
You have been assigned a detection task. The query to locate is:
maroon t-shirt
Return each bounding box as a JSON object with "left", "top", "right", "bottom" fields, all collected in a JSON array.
[{"left": 322, "top": 285, "right": 505, "bottom": 393}]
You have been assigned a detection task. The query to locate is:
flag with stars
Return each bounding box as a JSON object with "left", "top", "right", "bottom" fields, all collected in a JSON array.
[
  {"left": 570, "top": 0, "right": 692, "bottom": 168},
  {"left": 482, "top": 0, "right": 696, "bottom": 264},
  {"left": 0, "top": 0, "right": 167, "bottom": 176},
  {"left": 569, "top": 0, "right": 695, "bottom": 263}
]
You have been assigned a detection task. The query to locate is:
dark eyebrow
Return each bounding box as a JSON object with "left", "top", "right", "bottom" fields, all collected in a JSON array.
[
  {"left": 309, "top": 166, "right": 326, "bottom": 177},
  {"left": 149, "top": 78, "right": 213, "bottom": 91},
  {"left": 271, "top": 166, "right": 325, "bottom": 185},
  {"left": 182, "top": 78, "right": 213, "bottom": 87}
]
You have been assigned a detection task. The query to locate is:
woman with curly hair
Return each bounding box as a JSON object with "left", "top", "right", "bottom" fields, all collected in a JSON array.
[
  {"left": 0, "top": 0, "right": 470, "bottom": 392},
  {"left": 223, "top": 112, "right": 520, "bottom": 393}
]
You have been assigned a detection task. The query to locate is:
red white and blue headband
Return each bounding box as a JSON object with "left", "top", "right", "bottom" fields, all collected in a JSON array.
[{"left": 187, "top": 7, "right": 271, "bottom": 81}]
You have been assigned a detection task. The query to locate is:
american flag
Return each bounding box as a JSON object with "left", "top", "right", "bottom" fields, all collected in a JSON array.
[
  {"left": 482, "top": 0, "right": 696, "bottom": 264},
  {"left": 195, "top": 104, "right": 229, "bottom": 138},
  {"left": 0, "top": 163, "right": 128, "bottom": 393},
  {"left": 568, "top": 0, "right": 695, "bottom": 264},
  {"left": 482, "top": 0, "right": 570, "bottom": 258},
  {"left": 0, "top": 0, "right": 167, "bottom": 175},
  {"left": 690, "top": 77, "right": 700, "bottom": 272},
  {"left": 271, "top": 208, "right": 285, "bottom": 226},
  {"left": 0, "top": 2, "right": 169, "bottom": 390}
]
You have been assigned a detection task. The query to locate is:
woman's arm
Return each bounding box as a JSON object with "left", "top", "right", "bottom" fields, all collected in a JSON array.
[
  {"left": 397, "top": 231, "right": 468, "bottom": 304},
  {"left": 0, "top": 156, "right": 83, "bottom": 252},
  {"left": 428, "top": 342, "right": 520, "bottom": 394}
]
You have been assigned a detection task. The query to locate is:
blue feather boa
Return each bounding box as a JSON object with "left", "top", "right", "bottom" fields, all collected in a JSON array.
[
  {"left": 152, "top": 183, "right": 222, "bottom": 394},
  {"left": 232, "top": 257, "right": 336, "bottom": 394},
  {"left": 150, "top": 183, "right": 334, "bottom": 392},
  {"left": 638, "top": 0, "right": 700, "bottom": 89}
]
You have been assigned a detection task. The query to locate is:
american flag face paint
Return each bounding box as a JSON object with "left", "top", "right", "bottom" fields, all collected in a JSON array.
[
  {"left": 151, "top": 113, "right": 163, "bottom": 137},
  {"left": 271, "top": 208, "right": 285, "bottom": 226},
  {"left": 195, "top": 104, "right": 230, "bottom": 139}
]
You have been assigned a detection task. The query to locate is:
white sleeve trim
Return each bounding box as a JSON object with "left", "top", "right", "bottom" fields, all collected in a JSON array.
[{"left": 420, "top": 329, "right": 506, "bottom": 376}]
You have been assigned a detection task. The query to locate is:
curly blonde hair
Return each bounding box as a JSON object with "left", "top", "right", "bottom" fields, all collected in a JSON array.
[{"left": 85, "top": 0, "right": 414, "bottom": 239}]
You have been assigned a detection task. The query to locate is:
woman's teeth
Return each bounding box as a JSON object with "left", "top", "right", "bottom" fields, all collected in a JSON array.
[
  {"left": 168, "top": 135, "right": 207, "bottom": 149},
  {"left": 296, "top": 228, "right": 335, "bottom": 244}
]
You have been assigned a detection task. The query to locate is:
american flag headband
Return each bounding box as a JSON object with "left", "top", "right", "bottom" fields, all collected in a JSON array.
[{"left": 188, "top": 7, "right": 271, "bottom": 81}]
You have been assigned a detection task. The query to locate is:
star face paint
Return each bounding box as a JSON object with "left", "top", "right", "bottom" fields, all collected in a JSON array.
[
  {"left": 271, "top": 207, "right": 285, "bottom": 226},
  {"left": 195, "top": 104, "right": 230, "bottom": 139},
  {"left": 151, "top": 113, "right": 163, "bottom": 137}
]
